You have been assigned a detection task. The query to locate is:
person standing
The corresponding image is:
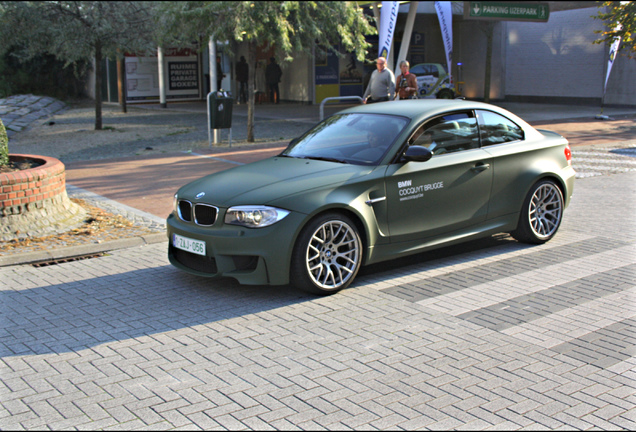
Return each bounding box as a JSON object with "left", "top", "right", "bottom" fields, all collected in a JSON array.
[
  {"left": 235, "top": 56, "right": 248, "bottom": 104},
  {"left": 265, "top": 57, "right": 283, "bottom": 104},
  {"left": 362, "top": 57, "right": 395, "bottom": 104},
  {"left": 395, "top": 60, "right": 418, "bottom": 100}
]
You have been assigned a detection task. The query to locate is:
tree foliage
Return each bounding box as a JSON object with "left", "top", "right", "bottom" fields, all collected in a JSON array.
[
  {"left": 0, "top": 1, "right": 158, "bottom": 129},
  {"left": 0, "top": 1, "right": 375, "bottom": 141},
  {"left": 157, "top": 1, "right": 376, "bottom": 142},
  {"left": 592, "top": 1, "right": 636, "bottom": 58}
]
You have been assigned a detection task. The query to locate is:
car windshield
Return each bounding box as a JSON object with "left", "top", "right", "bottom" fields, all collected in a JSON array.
[{"left": 282, "top": 113, "right": 409, "bottom": 165}]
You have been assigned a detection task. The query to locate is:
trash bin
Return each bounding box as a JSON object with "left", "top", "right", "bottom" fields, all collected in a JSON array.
[{"left": 208, "top": 91, "right": 233, "bottom": 129}]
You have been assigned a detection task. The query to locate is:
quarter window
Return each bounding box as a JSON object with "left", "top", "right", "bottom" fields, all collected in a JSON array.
[{"left": 477, "top": 110, "right": 524, "bottom": 145}]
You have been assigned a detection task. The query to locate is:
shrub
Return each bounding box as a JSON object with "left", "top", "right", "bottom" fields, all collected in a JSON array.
[{"left": 0, "top": 48, "right": 89, "bottom": 100}]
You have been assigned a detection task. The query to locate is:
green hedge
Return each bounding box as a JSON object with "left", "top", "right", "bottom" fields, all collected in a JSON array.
[{"left": 0, "top": 49, "right": 89, "bottom": 99}]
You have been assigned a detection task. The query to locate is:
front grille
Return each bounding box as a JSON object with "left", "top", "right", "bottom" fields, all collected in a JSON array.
[
  {"left": 178, "top": 200, "right": 192, "bottom": 222},
  {"left": 194, "top": 204, "right": 218, "bottom": 226},
  {"left": 177, "top": 199, "right": 219, "bottom": 226},
  {"left": 171, "top": 246, "right": 218, "bottom": 274}
]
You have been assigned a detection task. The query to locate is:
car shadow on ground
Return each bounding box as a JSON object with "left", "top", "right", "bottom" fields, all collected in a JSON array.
[
  {"left": 357, "top": 232, "right": 523, "bottom": 279},
  {"left": 1, "top": 264, "right": 314, "bottom": 357},
  {"left": 1, "top": 234, "right": 528, "bottom": 358}
]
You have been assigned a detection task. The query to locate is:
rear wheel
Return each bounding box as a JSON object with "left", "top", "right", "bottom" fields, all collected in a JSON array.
[
  {"left": 511, "top": 180, "right": 564, "bottom": 244},
  {"left": 291, "top": 213, "right": 362, "bottom": 295},
  {"left": 436, "top": 89, "right": 454, "bottom": 99}
]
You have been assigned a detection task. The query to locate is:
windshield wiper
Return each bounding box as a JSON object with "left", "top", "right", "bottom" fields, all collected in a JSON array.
[{"left": 300, "top": 156, "right": 349, "bottom": 164}]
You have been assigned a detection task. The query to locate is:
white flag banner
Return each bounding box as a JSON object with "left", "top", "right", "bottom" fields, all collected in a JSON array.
[
  {"left": 435, "top": 1, "right": 453, "bottom": 80},
  {"left": 378, "top": 1, "right": 399, "bottom": 59},
  {"left": 604, "top": 26, "right": 622, "bottom": 94}
]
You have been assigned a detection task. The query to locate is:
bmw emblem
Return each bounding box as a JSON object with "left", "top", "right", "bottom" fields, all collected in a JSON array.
[{"left": 195, "top": 192, "right": 205, "bottom": 199}]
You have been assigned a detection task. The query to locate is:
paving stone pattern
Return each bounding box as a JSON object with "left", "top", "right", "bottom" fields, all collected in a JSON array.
[
  {"left": 572, "top": 147, "right": 636, "bottom": 178},
  {"left": 0, "top": 95, "right": 67, "bottom": 138},
  {"left": 1, "top": 96, "right": 635, "bottom": 429},
  {"left": 1, "top": 167, "right": 635, "bottom": 430}
]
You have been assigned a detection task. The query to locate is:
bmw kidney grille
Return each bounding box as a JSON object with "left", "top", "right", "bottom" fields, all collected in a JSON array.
[{"left": 177, "top": 200, "right": 218, "bottom": 226}]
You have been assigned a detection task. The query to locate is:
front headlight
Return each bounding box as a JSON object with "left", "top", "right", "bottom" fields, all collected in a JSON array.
[{"left": 225, "top": 206, "right": 290, "bottom": 228}]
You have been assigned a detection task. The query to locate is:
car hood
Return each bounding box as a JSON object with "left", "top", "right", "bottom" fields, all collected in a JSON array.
[{"left": 177, "top": 156, "right": 375, "bottom": 208}]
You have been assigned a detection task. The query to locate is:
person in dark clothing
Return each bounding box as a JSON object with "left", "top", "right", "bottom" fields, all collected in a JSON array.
[
  {"left": 265, "top": 57, "right": 282, "bottom": 104},
  {"left": 235, "top": 56, "right": 248, "bottom": 104}
]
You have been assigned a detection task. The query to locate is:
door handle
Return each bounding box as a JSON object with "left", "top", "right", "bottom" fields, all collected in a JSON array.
[
  {"left": 471, "top": 163, "right": 491, "bottom": 172},
  {"left": 365, "top": 196, "right": 386, "bottom": 206}
]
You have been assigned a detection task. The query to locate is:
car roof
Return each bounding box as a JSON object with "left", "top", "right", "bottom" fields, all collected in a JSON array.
[
  {"left": 338, "top": 99, "right": 493, "bottom": 120},
  {"left": 336, "top": 99, "right": 542, "bottom": 138}
]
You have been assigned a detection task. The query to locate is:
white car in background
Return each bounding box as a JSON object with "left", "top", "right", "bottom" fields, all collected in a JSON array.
[{"left": 410, "top": 63, "right": 455, "bottom": 99}]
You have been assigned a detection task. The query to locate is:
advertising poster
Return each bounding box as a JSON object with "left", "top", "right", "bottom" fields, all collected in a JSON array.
[
  {"left": 315, "top": 46, "right": 340, "bottom": 103},
  {"left": 125, "top": 48, "right": 200, "bottom": 103},
  {"left": 125, "top": 55, "right": 159, "bottom": 101},
  {"left": 339, "top": 51, "right": 365, "bottom": 97}
]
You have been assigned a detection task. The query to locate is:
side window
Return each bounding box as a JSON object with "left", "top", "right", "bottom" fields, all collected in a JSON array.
[
  {"left": 477, "top": 110, "right": 524, "bottom": 145},
  {"left": 409, "top": 111, "right": 479, "bottom": 155}
]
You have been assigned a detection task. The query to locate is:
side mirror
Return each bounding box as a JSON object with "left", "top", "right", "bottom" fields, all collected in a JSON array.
[{"left": 402, "top": 145, "right": 432, "bottom": 162}]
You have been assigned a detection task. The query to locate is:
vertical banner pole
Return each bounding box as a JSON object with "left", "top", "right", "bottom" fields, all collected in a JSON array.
[
  {"left": 209, "top": 37, "right": 218, "bottom": 145},
  {"left": 435, "top": 1, "right": 453, "bottom": 83},
  {"left": 598, "top": 27, "right": 622, "bottom": 119},
  {"left": 378, "top": 1, "right": 399, "bottom": 62}
]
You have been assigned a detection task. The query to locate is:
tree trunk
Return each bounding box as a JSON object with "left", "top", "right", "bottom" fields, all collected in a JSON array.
[
  {"left": 117, "top": 56, "right": 127, "bottom": 114},
  {"left": 94, "top": 40, "right": 103, "bottom": 130},
  {"left": 247, "top": 41, "right": 256, "bottom": 143}
]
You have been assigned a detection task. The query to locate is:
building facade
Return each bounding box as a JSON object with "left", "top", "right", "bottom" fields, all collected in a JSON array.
[{"left": 94, "top": 3, "right": 635, "bottom": 107}]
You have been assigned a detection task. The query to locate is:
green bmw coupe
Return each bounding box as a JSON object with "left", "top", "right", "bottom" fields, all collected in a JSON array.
[{"left": 167, "top": 100, "right": 575, "bottom": 295}]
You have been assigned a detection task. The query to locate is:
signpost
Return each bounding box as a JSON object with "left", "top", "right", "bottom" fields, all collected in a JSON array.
[{"left": 464, "top": 2, "right": 549, "bottom": 22}]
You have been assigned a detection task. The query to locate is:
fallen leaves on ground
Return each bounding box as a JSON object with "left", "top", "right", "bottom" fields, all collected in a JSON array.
[{"left": 0, "top": 199, "right": 163, "bottom": 255}]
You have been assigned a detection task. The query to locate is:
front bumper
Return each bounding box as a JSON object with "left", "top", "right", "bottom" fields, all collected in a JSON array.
[{"left": 166, "top": 211, "right": 305, "bottom": 286}]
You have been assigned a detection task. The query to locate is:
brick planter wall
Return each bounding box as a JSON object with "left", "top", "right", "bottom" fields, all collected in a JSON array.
[{"left": 0, "top": 154, "right": 86, "bottom": 241}]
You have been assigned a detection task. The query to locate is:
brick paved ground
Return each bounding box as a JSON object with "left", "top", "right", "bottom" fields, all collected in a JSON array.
[
  {"left": 1, "top": 168, "right": 635, "bottom": 429},
  {"left": 2, "top": 96, "right": 635, "bottom": 429}
]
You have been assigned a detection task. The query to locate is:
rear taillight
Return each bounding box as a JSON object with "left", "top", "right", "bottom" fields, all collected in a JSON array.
[{"left": 565, "top": 145, "right": 572, "bottom": 166}]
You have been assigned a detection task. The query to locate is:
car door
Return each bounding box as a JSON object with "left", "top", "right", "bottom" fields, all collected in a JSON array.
[
  {"left": 476, "top": 109, "right": 532, "bottom": 220},
  {"left": 385, "top": 111, "right": 493, "bottom": 243}
]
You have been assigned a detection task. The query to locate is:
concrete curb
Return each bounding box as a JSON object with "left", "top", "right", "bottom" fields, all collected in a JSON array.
[
  {"left": 1, "top": 185, "right": 168, "bottom": 268},
  {"left": 0, "top": 232, "right": 166, "bottom": 267}
]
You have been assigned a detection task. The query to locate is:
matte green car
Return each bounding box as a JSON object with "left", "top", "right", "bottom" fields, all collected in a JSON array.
[{"left": 167, "top": 100, "right": 575, "bottom": 295}]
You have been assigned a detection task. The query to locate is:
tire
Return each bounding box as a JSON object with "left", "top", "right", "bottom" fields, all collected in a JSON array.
[
  {"left": 291, "top": 213, "right": 362, "bottom": 295},
  {"left": 511, "top": 179, "right": 564, "bottom": 244},
  {"left": 436, "top": 89, "right": 454, "bottom": 99}
]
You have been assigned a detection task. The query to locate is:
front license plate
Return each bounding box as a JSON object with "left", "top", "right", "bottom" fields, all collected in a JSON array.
[{"left": 173, "top": 234, "right": 206, "bottom": 256}]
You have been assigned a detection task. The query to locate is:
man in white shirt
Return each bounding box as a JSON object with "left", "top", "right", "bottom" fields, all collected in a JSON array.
[{"left": 362, "top": 57, "right": 396, "bottom": 104}]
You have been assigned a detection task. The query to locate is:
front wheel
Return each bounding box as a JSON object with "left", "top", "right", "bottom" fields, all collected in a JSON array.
[
  {"left": 511, "top": 179, "right": 564, "bottom": 244},
  {"left": 291, "top": 213, "right": 362, "bottom": 295}
]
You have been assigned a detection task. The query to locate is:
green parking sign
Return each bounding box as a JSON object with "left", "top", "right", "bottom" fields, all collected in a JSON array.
[{"left": 464, "top": 1, "right": 549, "bottom": 22}]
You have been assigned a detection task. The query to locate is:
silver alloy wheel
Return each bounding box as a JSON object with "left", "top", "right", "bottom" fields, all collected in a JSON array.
[
  {"left": 305, "top": 220, "right": 361, "bottom": 290},
  {"left": 529, "top": 182, "right": 563, "bottom": 240}
]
